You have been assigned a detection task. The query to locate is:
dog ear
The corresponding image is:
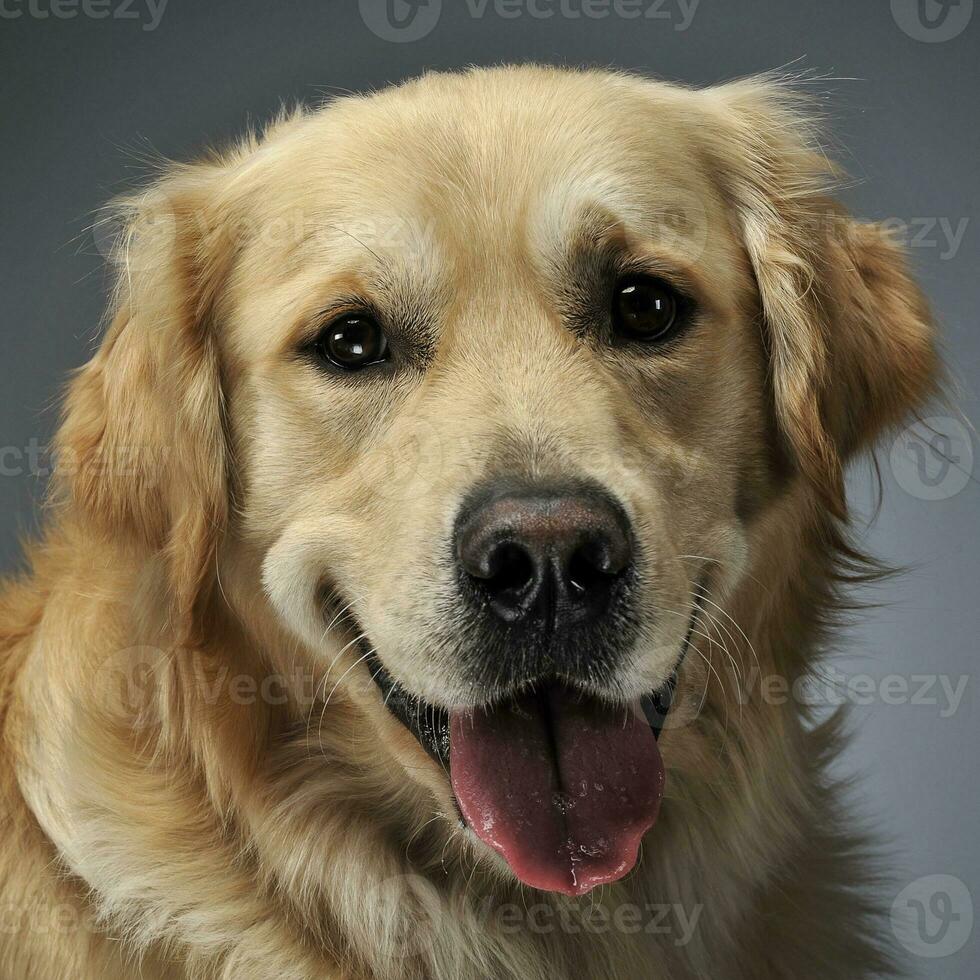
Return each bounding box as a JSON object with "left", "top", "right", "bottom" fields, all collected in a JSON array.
[
  {"left": 54, "top": 165, "right": 235, "bottom": 641},
  {"left": 700, "top": 79, "right": 940, "bottom": 517}
]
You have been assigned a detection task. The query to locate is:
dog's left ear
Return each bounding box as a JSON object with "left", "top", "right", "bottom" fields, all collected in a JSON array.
[
  {"left": 700, "top": 79, "right": 941, "bottom": 517},
  {"left": 54, "top": 164, "right": 236, "bottom": 642}
]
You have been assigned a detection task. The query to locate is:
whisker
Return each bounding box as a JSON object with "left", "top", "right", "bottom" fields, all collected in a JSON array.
[
  {"left": 675, "top": 553, "right": 774, "bottom": 598},
  {"left": 316, "top": 638, "right": 372, "bottom": 757},
  {"left": 691, "top": 581, "right": 763, "bottom": 677}
]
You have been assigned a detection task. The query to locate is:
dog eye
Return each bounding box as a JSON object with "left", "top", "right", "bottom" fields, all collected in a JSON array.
[
  {"left": 314, "top": 313, "right": 390, "bottom": 371},
  {"left": 611, "top": 276, "right": 681, "bottom": 343}
]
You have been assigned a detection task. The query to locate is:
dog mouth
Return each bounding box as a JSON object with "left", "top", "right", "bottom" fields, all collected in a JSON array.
[
  {"left": 362, "top": 615, "right": 693, "bottom": 897},
  {"left": 366, "top": 653, "right": 678, "bottom": 764}
]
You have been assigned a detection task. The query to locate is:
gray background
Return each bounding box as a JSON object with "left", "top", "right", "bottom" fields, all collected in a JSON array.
[{"left": 1, "top": 1, "right": 977, "bottom": 975}]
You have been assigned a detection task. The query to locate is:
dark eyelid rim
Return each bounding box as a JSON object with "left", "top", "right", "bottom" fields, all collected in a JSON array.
[
  {"left": 611, "top": 254, "right": 702, "bottom": 311},
  {"left": 292, "top": 297, "right": 399, "bottom": 378},
  {"left": 608, "top": 271, "right": 698, "bottom": 353},
  {"left": 295, "top": 295, "right": 385, "bottom": 353}
]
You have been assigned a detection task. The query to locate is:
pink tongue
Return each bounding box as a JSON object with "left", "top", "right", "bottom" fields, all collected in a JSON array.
[{"left": 449, "top": 688, "right": 664, "bottom": 897}]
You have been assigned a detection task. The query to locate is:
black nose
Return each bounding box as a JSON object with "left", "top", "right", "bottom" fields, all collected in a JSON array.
[{"left": 455, "top": 483, "right": 634, "bottom": 631}]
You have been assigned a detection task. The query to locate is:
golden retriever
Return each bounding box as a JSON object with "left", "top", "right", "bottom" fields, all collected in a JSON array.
[{"left": 0, "top": 65, "right": 938, "bottom": 979}]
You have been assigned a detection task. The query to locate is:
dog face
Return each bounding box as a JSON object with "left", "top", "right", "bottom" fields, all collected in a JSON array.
[
  {"left": 59, "top": 67, "right": 936, "bottom": 898},
  {"left": 245, "top": 74, "right": 760, "bottom": 708}
]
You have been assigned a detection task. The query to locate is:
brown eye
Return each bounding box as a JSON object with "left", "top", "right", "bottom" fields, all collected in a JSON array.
[
  {"left": 612, "top": 276, "right": 681, "bottom": 342},
  {"left": 316, "top": 313, "right": 389, "bottom": 371}
]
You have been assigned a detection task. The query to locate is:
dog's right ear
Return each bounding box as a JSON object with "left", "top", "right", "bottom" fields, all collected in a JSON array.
[{"left": 54, "top": 165, "right": 235, "bottom": 640}]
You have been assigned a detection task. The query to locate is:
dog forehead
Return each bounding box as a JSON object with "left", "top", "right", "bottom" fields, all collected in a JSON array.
[{"left": 255, "top": 67, "right": 719, "bottom": 248}]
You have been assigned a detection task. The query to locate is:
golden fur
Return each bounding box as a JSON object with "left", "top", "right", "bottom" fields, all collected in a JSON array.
[{"left": 0, "top": 65, "right": 938, "bottom": 979}]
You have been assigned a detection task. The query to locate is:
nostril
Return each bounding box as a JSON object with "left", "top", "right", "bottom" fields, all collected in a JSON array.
[
  {"left": 482, "top": 542, "right": 536, "bottom": 598},
  {"left": 567, "top": 539, "right": 624, "bottom": 595}
]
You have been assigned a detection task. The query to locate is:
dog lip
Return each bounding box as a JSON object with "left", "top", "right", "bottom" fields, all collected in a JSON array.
[
  {"left": 362, "top": 644, "right": 680, "bottom": 770},
  {"left": 364, "top": 645, "right": 452, "bottom": 765}
]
